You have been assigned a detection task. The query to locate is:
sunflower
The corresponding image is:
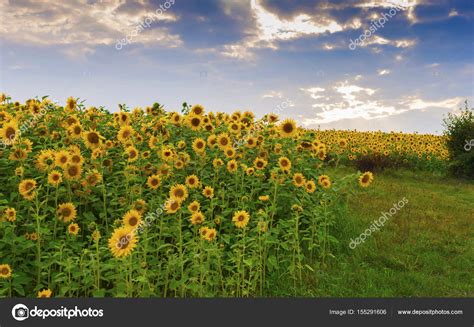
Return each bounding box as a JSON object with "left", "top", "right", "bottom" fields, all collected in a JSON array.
[
  {"left": 246, "top": 167, "right": 254, "bottom": 175},
  {"left": 191, "top": 104, "right": 205, "bottom": 116},
  {"left": 278, "top": 119, "right": 297, "bottom": 137},
  {"left": 126, "top": 145, "right": 139, "bottom": 162},
  {"left": 278, "top": 157, "right": 292, "bottom": 172},
  {"left": 37, "top": 288, "right": 53, "bottom": 298},
  {"left": 83, "top": 130, "right": 102, "bottom": 149},
  {"left": 227, "top": 159, "right": 238, "bottom": 173},
  {"left": 146, "top": 174, "right": 161, "bottom": 190},
  {"left": 161, "top": 147, "right": 174, "bottom": 161},
  {"left": 0, "top": 120, "right": 19, "bottom": 143},
  {"left": 36, "top": 150, "right": 54, "bottom": 170},
  {"left": 185, "top": 175, "right": 200, "bottom": 189},
  {"left": 190, "top": 211, "right": 205, "bottom": 225},
  {"left": 318, "top": 175, "right": 330, "bottom": 187},
  {"left": 18, "top": 179, "right": 37, "bottom": 200},
  {"left": 86, "top": 171, "right": 102, "bottom": 186},
  {"left": 305, "top": 180, "right": 316, "bottom": 193},
  {"left": 212, "top": 158, "right": 224, "bottom": 168},
  {"left": 258, "top": 195, "right": 270, "bottom": 201},
  {"left": 64, "top": 164, "right": 82, "bottom": 181},
  {"left": 165, "top": 199, "right": 181, "bottom": 214},
  {"left": 66, "top": 123, "right": 83, "bottom": 139},
  {"left": 117, "top": 125, "right": 134, "bottom": 143},
  {"left": 217, "top": 133, "right": 231, "bottom": 149},
  {"left": 207, "top": 134, "right": 217, "bottom": 148},
  {"left": 123, "top": 209, "right": 142, "bottom": 228},
  {"left": 202, "top": 186, "right": 214, "bottom": 199},
  {"left": 233, "top": 210, "right": 250, "bottom": 229},
  {"left": 192, "top": 138, "right": 206, "bottom": 154},
  {"left": 204, "top": 228, "right": 217, "bottom": 241},
  {"left": 359, "top": 171, "right": 374, "bottom": 187},
  {"left": 245, "top": 136, "right": 257, "bottom": 148},
  {"left": 4, "top": 208, "right": 16, "bottom": 222},
  {"left": 108, "top": 226, "right": 138, "bottom": 258},
  {"left": 293, "top": 173, "right": 306, "bottom": 187},
  {"left": 253, "top": 157, "right": 267, "bottom": 170},
  {"left": 57, "top": 202, "right": 77, "bottom": 223},
  {"left": 55, "top": 150, "right": 70, "bottom": 168},
  {"left": 169, "top": 184, "right": 188, "bottom": 203},
  {"left": 188, "top": 200, "right": 201, "bottom": 213},
  {"left": 224, "top": 147, "right": 236, "bottom": 158},
  {"left": 187, "top": 114, "right": 202, "bottom": 131},
  {"left": 68, "top": 223, "right": 80, "bottom": 236},
  {"left": 0, "top": 264, "right": 12, "bottom": 279}
]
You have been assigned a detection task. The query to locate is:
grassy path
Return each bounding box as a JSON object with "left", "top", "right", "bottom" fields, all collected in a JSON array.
[{"left": 275, "top": 169, "right": 474, "bottom": 296}]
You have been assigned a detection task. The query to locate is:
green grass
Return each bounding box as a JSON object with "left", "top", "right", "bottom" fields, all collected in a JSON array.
[{"left": 272, "top": 168, "right": 474, "bottom": 297}]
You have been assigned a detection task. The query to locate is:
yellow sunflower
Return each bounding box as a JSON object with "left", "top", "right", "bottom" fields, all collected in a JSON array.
[
  {"left": 190, "top": 211, "right": 205, "bottom": 225},
  {"left": 227, "top": 159, "right": 238, "bottom": 173},
  {"left": 293, "top": 173, "right": 306, "bottom": 187},
  {"left": 169, "top": 184, "right": 188, "bottom": 203},
  {"left": 47, "top": 170, "right": 63, "bottom": 187},
  {"left": 108, "top": 226, "right": 138, "bottom": 258},
  {"left": 253, "top": 157, "right": 268, "bottom": 170},
  {"left": 233, "top": 210, "right": 250, "bottom": 228},
  {"left": 185, "top": 175, "right": 200, "bottom": 189},
  {"left": 305, "top": 180, "right": 316, "bottom": 193},
  {"left": 18, "top": 179, "right": 37, "bottom": 200},
  {"left": 202, "top": 186, "right": 214, "bottom": 199},
  {"left": 0, "top": 264, "right": 12, "bottom": 279},
  {"left": 68, "top": 223, "right": 80, "bottom": 236},
  {"left": 278, "top": 157, "right": 292, "bottom": 172},
  {"left": 117, "top": 125, "right": 134, "bottom": 143},
  {"left": 123, "top": 209, "right": 142, "bottom": 228},
  {"left": 188, "top": 200, "right": 201, "bottom": 213},
  {"left": 37, "top": 288, "right": 53, "bottom": 298},
  {"left": 147, "top": 174, "right": 161, "bottom": 190},
  {"left": 83, "top": 130, "right": 103, "bottom": 149},
  {"left": 278, "top": 119, "right": 297, "bottom": 137},
  {"left": 192, "top": 138, "right": 206, "bottom": 154},
  {"left": 126, "top": 145, "right": 139, "bottom": 162},
  {"left": 359, "top": 171, "right": 374, "bottom": 187},
  {"left": 4, "top": 207, "right": 16, "bottom": 222},
  {"left": 217, "top": 133, "right": 231, "bottom": 149},
  {"left": 57, "top": 202, "right": 77, "bottom": 223},
  {"left": 165, "top": 199, "right": 181, "bottom": 214},
  {"left": 64, "top": 164, "right": 82, "bottom": 181}
]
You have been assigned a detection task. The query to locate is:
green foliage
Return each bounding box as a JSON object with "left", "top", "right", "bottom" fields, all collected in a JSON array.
[{"left": 443, "top": 100, "right": 474, "bottom": 178}]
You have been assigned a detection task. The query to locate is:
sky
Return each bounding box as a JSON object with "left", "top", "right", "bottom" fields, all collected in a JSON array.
[{"left": 0, "top": 0, "right": 473, "bottom": 134}]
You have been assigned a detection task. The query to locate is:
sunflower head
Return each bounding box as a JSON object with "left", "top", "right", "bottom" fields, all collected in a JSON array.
[
  {"left": 232, "top": 210, "right": 250, "bottom": 228},
  {"left": 0, "top": 264, "right": 12, "bottom": 279},
  {"left": 279, "top": 119, "right": 297, "bottom": 137},
  {"left": 108, "top": 226, "right": 138, "bottom": 258},
  {"left": 57, "top": 202, "right": 77, "bottom": 223}
]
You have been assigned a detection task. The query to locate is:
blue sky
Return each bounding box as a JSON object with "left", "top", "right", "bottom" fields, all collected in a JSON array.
[{"left": 1, "top": 0, "right": 473, "bottom": 133}]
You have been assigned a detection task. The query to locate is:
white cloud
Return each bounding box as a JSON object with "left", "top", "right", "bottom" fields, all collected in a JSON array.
[
  {"left": 300, "top": 80, "right": 462, "bottom": 125},
  {"left": 221, "top": 0, "right": 359, "bottom": 60},
  {"left": 0, "top": 0, "right": 182, "bottom": 55},
  {"left": 262, "top": 91, "right": 283, "bottom": 99},
  {"left": 378, "top": 69, "right": 391, "bottom": 75}
]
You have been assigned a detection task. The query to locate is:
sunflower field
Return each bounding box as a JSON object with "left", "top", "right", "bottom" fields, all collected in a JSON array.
[{"left": 1, "top": 94, "right": 447, "bottom": 297}]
